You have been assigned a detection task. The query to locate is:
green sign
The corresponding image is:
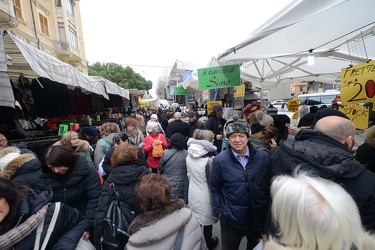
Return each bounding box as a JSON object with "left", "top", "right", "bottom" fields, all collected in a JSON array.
[
  {"left": 198, "top": 64, "right": 241, "bottom": 90},
  {"left": 174, "top": 86, "right": 190, "bottom": 95}
]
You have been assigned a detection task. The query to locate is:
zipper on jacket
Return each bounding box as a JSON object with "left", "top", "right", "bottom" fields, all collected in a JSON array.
[{"left": 64, "top": 184, "right": 67, "bottom": 203}]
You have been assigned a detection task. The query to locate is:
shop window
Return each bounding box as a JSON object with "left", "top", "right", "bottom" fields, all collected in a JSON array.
[
  {"left": 39, "top": 13, "right": 49, "bottom": 36},
  {"left": 13, "top": 0, "right": 23, "bottom": 19}
]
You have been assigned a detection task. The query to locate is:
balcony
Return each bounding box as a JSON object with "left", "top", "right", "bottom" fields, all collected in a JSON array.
[
  {"left": 53, "top": 40, "right": 81, "bottom": 64},
  {"left": 0, "top": 0, "right": 18, "bottom": 28}
]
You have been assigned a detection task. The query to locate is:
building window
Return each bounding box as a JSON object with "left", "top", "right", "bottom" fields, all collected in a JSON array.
[
  {"left": 13, "top": 0, "right": 23, "bottom": 19},
  {"left": 55, "top": 0, "right": 62, "bottom": 7},
  {"left": 58, "top": 22, "right": 66, "bottom": 42},
  {"left": 66, "top": 0, "right": 74, "bottom": 17},
  {"left": 69, "top": 27, "right": 78, "bottom": 48},
  {"left": 299, "top": 86, "right": 304, "bottom": 92},
  {"left": 39, "top": 13, "right": 49, "bottom": 36}
]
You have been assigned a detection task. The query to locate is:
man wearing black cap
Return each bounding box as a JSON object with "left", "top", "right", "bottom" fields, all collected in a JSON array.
[
  {"left": 204, "top": 104, "right": 227, "bottom": 152},
  {"left": 251, "top": 110, "right": 375, "bottom": 237},
  {"left": 187, "top": 111, "right": 203, "bottom": 138},
  {"left": 211, "top": 120, "right": 266, "bottom": 249}
]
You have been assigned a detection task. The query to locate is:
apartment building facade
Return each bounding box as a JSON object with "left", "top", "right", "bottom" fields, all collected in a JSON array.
[{"left": 0, "top": 0, "right": 88, "bottom": 73}]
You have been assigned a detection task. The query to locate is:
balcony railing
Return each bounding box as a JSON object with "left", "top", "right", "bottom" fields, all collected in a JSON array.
[{"left": 54, "top": 41, "right": 69, "bottom": 50}]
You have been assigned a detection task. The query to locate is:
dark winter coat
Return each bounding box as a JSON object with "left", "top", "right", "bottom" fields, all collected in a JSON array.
[
  {"left": 0, "top": 188, "right": 85, "bottom": 250},
  {"left": 0, "top": 153, "right": 42, "bottom": 188},
  {"left": 210, "top": 142, "right": 267, "bottom": 232},
  {"left": 297, "top": 112, "right": 316, "bottom": 127},
  {"left": 204, "top": 112, "right": 227, "bottom": 138},
  {"left": 251, "top": 129, "right": 375, "bottom": 235},
  {"left": 159, "top": 148, "right": 189, "bottom": 203},
  {"left": 204, "top": 112, "right": 227, "bottom": 151},
  {"left": 188, "top": 119, "right": 204, "bottom": 138},
  {"left": 93, "top": 161, "right": 149, "bottom": 249},
  {"left": 40, "top": 157, "right": 101, "bottom": 232},
  {"left": 166, "top": 120, "right": 189, "bottom": 139},
  {"left": 355, "top": 142, "right": 375, "bottom": 173}
]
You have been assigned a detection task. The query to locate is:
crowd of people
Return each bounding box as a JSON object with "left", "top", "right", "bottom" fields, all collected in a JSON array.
[{"left": 1, "top": 103, "right": 375, "bottom": 250}]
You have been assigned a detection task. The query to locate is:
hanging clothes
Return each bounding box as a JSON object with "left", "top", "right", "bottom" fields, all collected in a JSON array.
[
  {"left": 69, "top": 88, "right": 90, "bottom": 115},
  {"left": 30, "top": 77, "right": 74, "bottom": 117},
  {"left": 13, "top": 75, "right": 38, "bottom": 120},
  {"left": 102, "top": 94, "right": 123, "bottom": 108}
]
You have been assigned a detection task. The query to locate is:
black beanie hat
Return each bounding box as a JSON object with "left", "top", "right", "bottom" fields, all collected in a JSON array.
[
  {"left": 82, "top": 126, "right": 97, "bottom": 137},
  {"left": 169, "top": 133, "right": 187, "bottom": 150},
  {"left": 311, "top": 108, "right": 349, "bottom": 128}
]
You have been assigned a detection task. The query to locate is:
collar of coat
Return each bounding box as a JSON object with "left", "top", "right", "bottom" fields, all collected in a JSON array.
[
  {"left": 128, "top": 199, "right": 185, "bottom": 234},
  {"left": 54, "top": 139, "right": 90, "bottom": 152},
  {"left": 0, "top": 153, "right": 36, "bottom": 180}
]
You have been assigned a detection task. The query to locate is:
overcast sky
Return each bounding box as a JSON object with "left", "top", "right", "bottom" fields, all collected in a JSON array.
[{"left": 80, "top": 0, "right": 294, "bottom": 91}]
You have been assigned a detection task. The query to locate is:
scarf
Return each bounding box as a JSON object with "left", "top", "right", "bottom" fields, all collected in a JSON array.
[{"left": 0, "top": 203, "right": 49, "bottom": 249}]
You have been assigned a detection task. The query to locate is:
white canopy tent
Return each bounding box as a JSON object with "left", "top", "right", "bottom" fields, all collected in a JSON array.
[
  {"left": 168, "top": 59, "right": 202, "bottom": 82},
  {"left": 91, "top": 76, "right": 129, "bottom": 100},
  {"left": 216, "top": 0, "right": 375, "bottom": 89},
  {"left": 2, "top": 30, "right": 109, "bottom": 99}
]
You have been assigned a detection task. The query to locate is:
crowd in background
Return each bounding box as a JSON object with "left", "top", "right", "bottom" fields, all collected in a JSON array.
[{"left": 1, "top": 101, "right": 375, "bottom": 250}]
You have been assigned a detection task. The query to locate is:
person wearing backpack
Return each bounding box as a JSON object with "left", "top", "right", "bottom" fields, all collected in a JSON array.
[
  {"left": 143, "top": 121, "right": 168, "bottom": 173},
  {"left": 94, "top": 143, "right": 149, "bottom": 250},
  {"left": 93, "top": 122, "right": 120, "bottom": 169}
]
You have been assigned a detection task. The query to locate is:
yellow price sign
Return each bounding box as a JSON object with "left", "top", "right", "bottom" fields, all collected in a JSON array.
[
  {"left": 292, "top": 113, "right": 299, "bottom": 120},
  {"left": 339, "top": 106, "right": 369, "bottom": 129},
  {"left": 341, "top": 61, "right": 375, "bottom": 104},
  {"left": 288, "top": 100, "right": 299, "bottom": 112},
  {"left": 207, "top": 101, "right": 222, "bottom": 114}
]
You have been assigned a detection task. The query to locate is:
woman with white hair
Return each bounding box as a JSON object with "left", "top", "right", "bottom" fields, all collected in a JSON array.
[
  {"left": 263, "top": 172, "right": 375, "bottom": 250},
  {"left": 143, "top": 121, "right": 168, "bottom": 173},
  {"left": 147, "top": 114, "right": 165, "bottom": 135}
]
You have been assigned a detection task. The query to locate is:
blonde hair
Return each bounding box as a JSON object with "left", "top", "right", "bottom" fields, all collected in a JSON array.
[
  {"left": 101, "top": 122, "right": 120, "bottom": 136},
  {"left": 135, "top": 114, "right": 145, "bottom": 126},
  {"left": 271, "top": 172, "right": 370, "bottom": 250},
  {"left": 192, "top": 129, "right": 214, "bottom": 142},
  {"left": 59, "top": 131, "right": 79, "bottom": 147}
]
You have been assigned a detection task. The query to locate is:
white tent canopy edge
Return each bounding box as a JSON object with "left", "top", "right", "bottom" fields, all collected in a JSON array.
[
  {"left": 4, "top": 30, "right": 110, "bottom": 99},
  {"left": 216, "top": 0, "right": 375, "bottom": 89}
]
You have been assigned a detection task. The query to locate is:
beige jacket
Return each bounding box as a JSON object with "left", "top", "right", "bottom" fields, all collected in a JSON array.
[{"left": 126, "top": 199, "right": 207, "bottom": 250}]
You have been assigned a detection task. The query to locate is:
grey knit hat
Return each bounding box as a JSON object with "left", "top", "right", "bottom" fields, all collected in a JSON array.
[
  {"left": 225, "top": 120, "right": 251, "bottom": 138},
  {"left": 255, "top": 111, "right": 274, "bottom": 127}
]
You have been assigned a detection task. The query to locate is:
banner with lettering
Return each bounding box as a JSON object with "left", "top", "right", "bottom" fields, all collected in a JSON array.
[
  {"left": 339, "top": 106, "right": 369, "bottom": 129},
  {"left": 198, "top": 65, "right": 240, "bottom": 90},
  {"left": 341, "top": 61, "right": 375, "bottom": 104}
]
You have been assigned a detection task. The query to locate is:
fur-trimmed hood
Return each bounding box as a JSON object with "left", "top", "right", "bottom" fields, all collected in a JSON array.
[
  {"left": 54, "top": 139, "right": 90, "bottom": 152},
  {"left": 0, "top": 153, "right": 37, "bottom": 180},
  {"left": 187, "top": 138, "right": 217, "bottom": 158},
  {"left": 128, "top": 199, "right": 185, "bottom": 234},
  {"left": 364, "top": 125, "right": 375, "bottom": 148}
]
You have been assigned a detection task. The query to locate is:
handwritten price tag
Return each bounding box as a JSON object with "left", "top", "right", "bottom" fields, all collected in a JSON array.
[{"left": 341, "top": 62, "right": 375, "bottom": 104}]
